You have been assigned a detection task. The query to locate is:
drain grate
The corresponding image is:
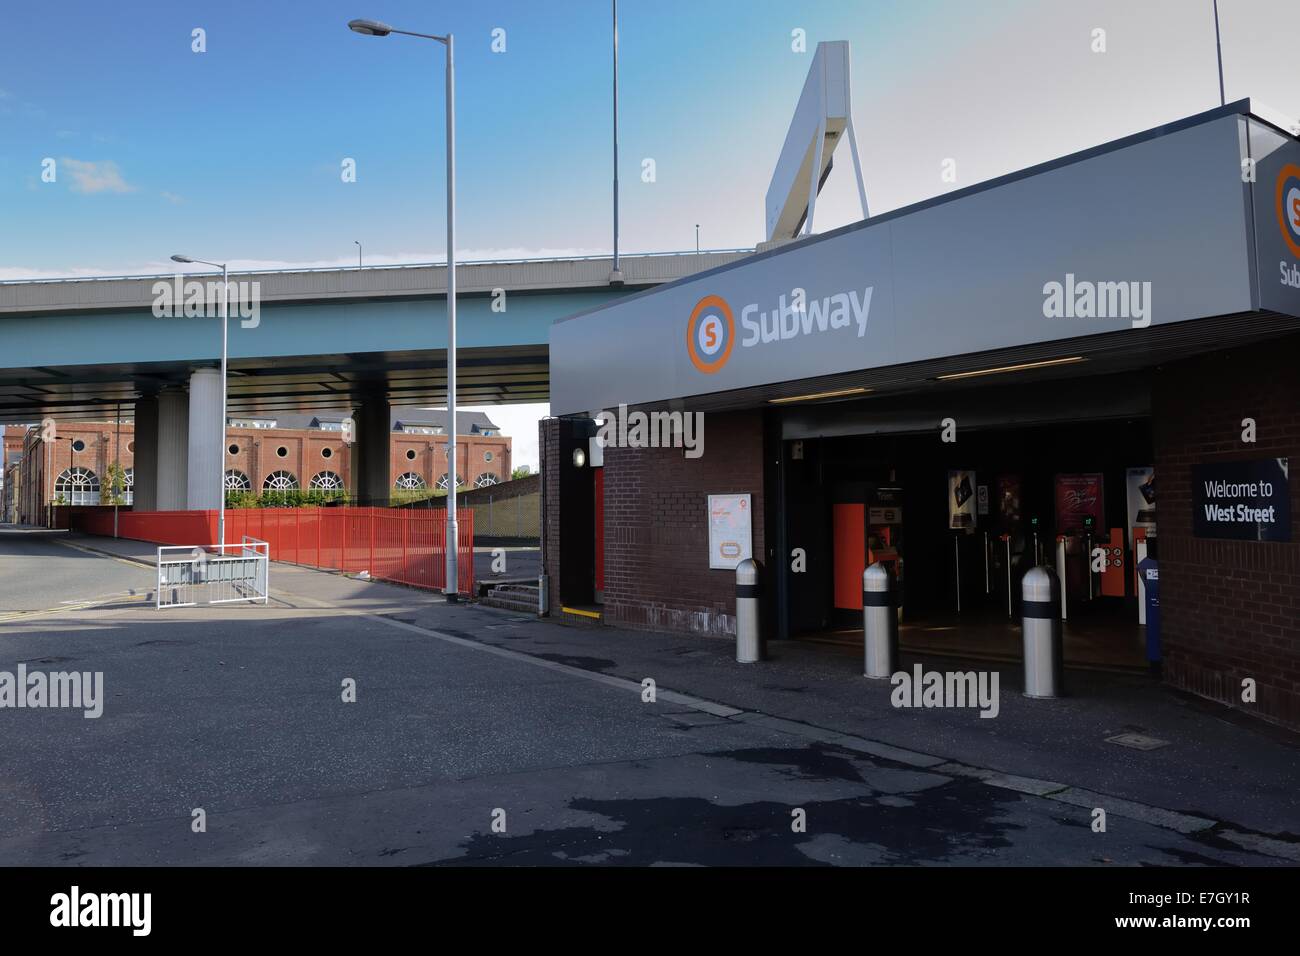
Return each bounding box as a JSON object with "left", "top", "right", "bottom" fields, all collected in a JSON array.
[{"left": 1105, "top": 732, "right": 1170, "bottom": 751}]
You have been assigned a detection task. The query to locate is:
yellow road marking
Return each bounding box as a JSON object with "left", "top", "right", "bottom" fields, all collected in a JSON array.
[{"left": 0, "top": 592, "right": 152, "bottom": 623}]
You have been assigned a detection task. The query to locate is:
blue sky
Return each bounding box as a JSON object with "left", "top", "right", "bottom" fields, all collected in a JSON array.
[
  {"left": 2, "top": 0, "right": 1296, "bottom": 465},
  {"left": 4, "top": 0, "right": 1294, "bottom": 278}
]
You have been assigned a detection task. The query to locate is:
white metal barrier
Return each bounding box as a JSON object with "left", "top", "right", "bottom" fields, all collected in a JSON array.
[{"left": 156, "top": 537, "right": 269, "bottom": 609}]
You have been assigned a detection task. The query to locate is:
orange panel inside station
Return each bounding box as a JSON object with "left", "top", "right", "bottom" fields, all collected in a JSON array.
[{"left": 833, "top": 503, "right": 865, "bottom": 610}]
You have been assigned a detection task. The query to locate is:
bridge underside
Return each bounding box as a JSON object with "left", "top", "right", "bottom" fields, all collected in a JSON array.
[{"left": 0, "top": 344, "right": 549, "bottom": 423}]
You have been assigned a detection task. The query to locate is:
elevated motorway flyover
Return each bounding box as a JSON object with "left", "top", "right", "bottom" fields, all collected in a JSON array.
[{"left": 0, "top": 250, "right": 748, "bottom": 509}]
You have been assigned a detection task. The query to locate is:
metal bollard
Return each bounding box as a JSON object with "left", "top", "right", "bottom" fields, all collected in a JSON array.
[
  {"left": 862, "top": 562, "right": 898, "bottom": 679},
  {"left": 1021, "top": 566, "right": 1064, "bottom": 698},
  {"left": 735, "top": 558, "right": 764, "bottom": 663}
]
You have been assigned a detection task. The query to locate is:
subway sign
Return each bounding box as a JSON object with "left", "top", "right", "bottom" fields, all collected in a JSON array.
[{"left": 1191, "top": 459, "right": 1291, "bottom": 542}]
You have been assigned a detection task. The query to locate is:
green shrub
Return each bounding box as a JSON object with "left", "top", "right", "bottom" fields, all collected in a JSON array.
[{"left": 223, "top": 489, "right": 349, "bottom": 509}]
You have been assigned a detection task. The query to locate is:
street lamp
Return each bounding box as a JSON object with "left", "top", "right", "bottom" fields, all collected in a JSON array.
[
  {"left": 348, "top": 16, "right": 462, "bottom": 602},
  {"left": 354, "top": 240, "right": 362, "bottom": 270},
  {"left": 171, "top": 253, "right": 229, "bottom": 549}
]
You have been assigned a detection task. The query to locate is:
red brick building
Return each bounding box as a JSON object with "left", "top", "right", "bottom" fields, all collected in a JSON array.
[{"left": 10, "top": 409, "right": 510, "bottom": 524}]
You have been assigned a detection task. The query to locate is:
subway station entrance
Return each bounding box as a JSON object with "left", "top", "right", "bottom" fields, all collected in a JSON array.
[{"left": 779, "top": 377, "right": 1156, "bottom": 670}]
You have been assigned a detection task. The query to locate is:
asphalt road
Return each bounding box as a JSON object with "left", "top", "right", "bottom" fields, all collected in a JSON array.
[
  {"left": 0, "top": 529, "right": 155, "bottom": 617},
  {"left": 0, "top": 536, "right": 1289, "bottom": 866}
]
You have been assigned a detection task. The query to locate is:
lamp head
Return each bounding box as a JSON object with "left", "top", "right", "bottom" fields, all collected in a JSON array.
[{"left": 348, "top": 19, "right": 392, "bottom": 36}]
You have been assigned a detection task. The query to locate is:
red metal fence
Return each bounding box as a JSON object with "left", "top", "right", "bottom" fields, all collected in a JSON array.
[{"left": 70, "top": 507, "right": 475, "bottom": 594}]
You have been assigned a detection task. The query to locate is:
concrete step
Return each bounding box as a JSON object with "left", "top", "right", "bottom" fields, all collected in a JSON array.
[{"left": 481, "top": 593, "right": 540, "bottom": 614}]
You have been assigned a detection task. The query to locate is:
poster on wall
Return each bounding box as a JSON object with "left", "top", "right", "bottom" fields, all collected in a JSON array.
[
  {"left": 948, "top": 470, "right": 977, "bottom": 530},
  {"left": 996, "top": 474, "right": 1022, "bottom": 530},
  {"left": 1125, "top": 467, "right": 1156, "bottom": 546},
  {"left": 1191, "top": 459, "right": 1290, "bottom": 542},
  {"left": 1054, "top": 473, "right": 1105, "bottom": 535},
  {"left": 708, "top": 493, "right": 753, "bottom": 570}
]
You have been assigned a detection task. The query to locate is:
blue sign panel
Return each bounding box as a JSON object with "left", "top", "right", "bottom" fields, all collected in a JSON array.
[{"left": 1191, "top": 458, "right": 1291, "bottom": 542}]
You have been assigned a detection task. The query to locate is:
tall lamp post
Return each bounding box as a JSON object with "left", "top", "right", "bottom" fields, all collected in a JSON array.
[
  {"left": 170, "top": 253, "right": 229, "bottom": 548},
  {"left": 609, "top": 0, "right": 622, "bottom": 285},
  {"left": 348, "top": 17, "right": 461, "bottom": 601}
]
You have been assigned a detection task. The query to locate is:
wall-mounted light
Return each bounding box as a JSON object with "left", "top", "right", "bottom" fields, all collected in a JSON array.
[{"left": 572, "top": 448, "right": 587, "bottom": 468}]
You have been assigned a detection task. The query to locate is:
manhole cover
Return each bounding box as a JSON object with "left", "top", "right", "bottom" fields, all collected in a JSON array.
[{"left": 1105, "top": 732, "right": 1169, "bottom": 751}]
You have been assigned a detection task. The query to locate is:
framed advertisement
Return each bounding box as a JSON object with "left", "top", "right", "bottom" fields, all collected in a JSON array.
[
  {"left": 708, "top": 493, "right": 753, "bottom": 570},
  {"left": 996, "top": 474, "right": 1022, "bottom": 530},
  {"left": 1054, "top": 473, "right": 1104, "bottom": 535},
  {"left": 1125, "top": 466, "right": 1156, "bottom": 546},
  {"left": 948, "top": 470, "right": 976, "bottom": 530}
]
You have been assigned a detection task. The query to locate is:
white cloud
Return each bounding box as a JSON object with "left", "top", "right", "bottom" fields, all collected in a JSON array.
[{"left": 60, "top": 158, "right": 135, "bottom": 194}]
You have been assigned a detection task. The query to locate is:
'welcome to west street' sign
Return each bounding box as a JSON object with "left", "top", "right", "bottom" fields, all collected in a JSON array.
[{"left": 1192, "top": 459, "right": 1291, "bottom": 542}]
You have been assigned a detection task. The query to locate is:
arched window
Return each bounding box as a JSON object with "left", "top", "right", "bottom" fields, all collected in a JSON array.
[
  {"left": 123, "top": 468, "right": 134, "bottom": 505},
  {"left": 55, "top": 467, "right": 99, "bottom": 505},
  {"left": 263, "top": 471, "right": 298, "bottom": 491},
  {"left": 395, "top": 472, "right": 426, "bottom": 490},
  {"left": 309, "top": 471, "right": 345, "bottom": 491},
  {"left": 435, "top": 473, "right": 464, "bottom": 491},
  {"left": 225, "top": 470, "right": 251, "bottom": 490},
  {"left": 473, "top": 473, "right": 500, "bottom": 488}
]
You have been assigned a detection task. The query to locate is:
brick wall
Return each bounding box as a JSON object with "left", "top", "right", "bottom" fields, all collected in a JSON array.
[
  {"left": 601, "top": 409, "right": 766, "bottom": 637},
  {"left": 391, "top": 434, "right": 510, "bottom": 490},
  {"left": 1153, "top": 335, "right": 1300, "bottom": 730}
]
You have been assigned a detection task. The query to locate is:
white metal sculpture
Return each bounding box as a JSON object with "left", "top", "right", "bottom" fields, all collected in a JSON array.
[{"left": 765, "top": 41, "right": 869, "bottom": 242}]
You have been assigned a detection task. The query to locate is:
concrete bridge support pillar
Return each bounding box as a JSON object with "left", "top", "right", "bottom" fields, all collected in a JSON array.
[
  {"left": 131, "top": 396, "right": 159, "bottom": 512},
  {"left": 155, "top": 387, "right": 189, "bottom": 511},
  {"left": 186, "top": 368, "right": 224, "bottom": 511},
  {"left": 352, "top": 396, "right": 391, "bottom": 506}
]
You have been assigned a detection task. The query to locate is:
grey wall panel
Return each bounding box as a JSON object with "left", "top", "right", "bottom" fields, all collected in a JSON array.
[
  {"left": 551, "top": 113, "right": 1260, "bottom": 417},
  {"left": 890, "top": 115, "right": 1255, "bottom": 363}
]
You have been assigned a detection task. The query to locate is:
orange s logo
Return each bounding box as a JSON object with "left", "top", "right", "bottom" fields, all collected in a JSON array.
[
  {"left": 686, "top": 295, "right": 735, "bottom": 374},
  {"left": 1278, "top": 164, "right": 1300, "bottom": 258}
]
